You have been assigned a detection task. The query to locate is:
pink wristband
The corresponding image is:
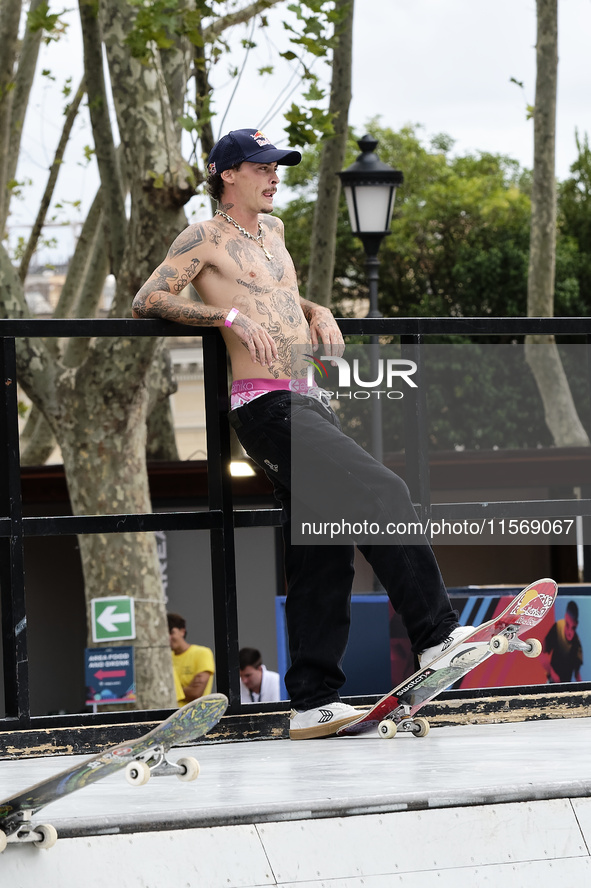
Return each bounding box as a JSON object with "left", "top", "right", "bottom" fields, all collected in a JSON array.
[{"left": 225, "top": 307, "right": 239, "bottom": 327}]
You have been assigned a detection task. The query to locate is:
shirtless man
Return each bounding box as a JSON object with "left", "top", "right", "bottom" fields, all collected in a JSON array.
[{"left": 133, "top": 128, "right": 470, "bottom": 739}]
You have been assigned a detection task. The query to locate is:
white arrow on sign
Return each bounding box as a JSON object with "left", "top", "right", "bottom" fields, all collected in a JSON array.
[{"left": 97, "top": 605, "right": 132, "bottom": 633}]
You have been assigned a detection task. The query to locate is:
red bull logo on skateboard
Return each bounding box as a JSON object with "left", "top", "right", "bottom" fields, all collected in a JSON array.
[{"left": 509, "top": 587, "right": 555, "bottom": 621}]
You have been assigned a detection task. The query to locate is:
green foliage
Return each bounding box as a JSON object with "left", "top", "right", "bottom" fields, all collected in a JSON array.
[
  {"left": 121, "top": 0, "right": 339, "bottom": 159},
  {"left": 510, "top": 76, "right": 535, "bottom": 121},
  {"left": 27, "top": 2, "right": 69, "bottom": 43},
  {"left": 279, "top": 0, "right": 344, "bottom": 146},
  {"left": 558, "top": 131, "right": 591, "bottom": 314},
  {"left": 284, "top": 101, "right": 334, "bottom": 146},
  {"left": 80, "top": 145, "right": 96, "bottom": 166},
  {"left": 6, "top": 177, "right": 32, "bottom": 200},
  {"left": 11, "top": 232, "right": 58, "bottom": 263},
  {"left": 282, "top": 125, "right": 521, "bottom": 318},
  {"left": 280, "top": 122, "right": 586, "bottom": 324},
  {"left": 11, "top": 235, "right": 28, "bottom": 262},
  {"left": 125, "top": 0, "right": 180, "bottom": 59}
]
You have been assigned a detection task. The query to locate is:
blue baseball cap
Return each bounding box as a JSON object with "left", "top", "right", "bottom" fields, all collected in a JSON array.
[{"left": 207, "top": 129, "right": 301, "bottom": 175}]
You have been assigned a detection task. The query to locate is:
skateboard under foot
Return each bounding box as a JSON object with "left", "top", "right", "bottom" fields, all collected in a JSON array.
[
  {"left": 0, "top": 692, "right": 228, "bottom": 852},
  {"left": 337, "top": 578, "right": 557, "bottom": 739}
]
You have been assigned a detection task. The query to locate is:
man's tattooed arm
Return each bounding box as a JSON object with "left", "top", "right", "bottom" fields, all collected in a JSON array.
[
  {"left": 299, "top": 297, "right": 345, "bottom": 357},
  {"left": 139, "top": 259, "right": 201, "bottom": 297},
  {"left": 132, "top": 224, "right": 210, "bottom": 320},
  {"left": 132, "top": 288, "right": 226, "bottom": 326},
  {"left": 168, "top": 223, "right": 207, "bottom": 258},
  {"left": 133, "top": 287, "right": 278, "bottom": 366}
]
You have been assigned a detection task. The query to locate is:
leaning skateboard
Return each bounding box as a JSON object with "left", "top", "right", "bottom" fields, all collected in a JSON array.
[
  {"left": 337, "top": 578, "right": 557, "bottom": 739},
  {"left": 0, "top": 692, "right": 228, "bottom": 852}
]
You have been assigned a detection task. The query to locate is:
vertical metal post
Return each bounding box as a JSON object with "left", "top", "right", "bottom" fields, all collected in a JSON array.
[
  {"left": 0, "top": 337, "right": 30, "bottom": 724},
  {"left": 366, "top": 250, "right": 383, "bottom": 464},
  {"left": 583, "top": 336, "right": 591, "bottom": 581},
  {"left": 202, "top": 332, "right": 241, "bottom": 711},
  {"left": 401, "top": 333, "right": 432, "bottom": 526}
]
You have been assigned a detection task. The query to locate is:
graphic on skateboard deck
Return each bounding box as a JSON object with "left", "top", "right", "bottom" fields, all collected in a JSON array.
[
  {"left": 337, "top": 578, "right": 557, "bottom": 739},
  {"left": 0, "top": 692, "right": 228, "bottom": 852}
]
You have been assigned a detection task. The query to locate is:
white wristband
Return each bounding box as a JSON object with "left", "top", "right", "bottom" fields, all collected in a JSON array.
[{"left": 225, "top": 307, "right": 239, "bottom": 327}]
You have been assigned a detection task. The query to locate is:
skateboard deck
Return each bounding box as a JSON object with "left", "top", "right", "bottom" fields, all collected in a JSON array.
[
  {"left": 0, "top": 692, "right": 228, "bottom": 851},
  {"left": 337, "top": 578, "right": 557, "bottom": 739}
]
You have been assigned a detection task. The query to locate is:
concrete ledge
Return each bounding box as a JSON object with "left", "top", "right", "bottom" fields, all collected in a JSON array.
[
  {"left": 2, "top": 799, "right": 591, "bottom": 888},
  {"left": 43, "top": 776, "right": 591, "bottom": 838}
]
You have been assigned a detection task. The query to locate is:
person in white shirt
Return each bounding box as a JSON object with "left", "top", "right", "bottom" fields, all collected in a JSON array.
[{"left": 239, "top": 647, "right": 281, "bottom": 703}]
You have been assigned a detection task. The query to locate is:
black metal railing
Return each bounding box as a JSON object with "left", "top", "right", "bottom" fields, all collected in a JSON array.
[{"left": 2, "top": 316, "right": 591, "bottom": 744}]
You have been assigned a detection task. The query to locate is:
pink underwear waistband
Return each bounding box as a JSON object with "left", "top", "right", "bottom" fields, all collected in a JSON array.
[{"left": 231, "top": 377, "right": 314, "bottom": 394}]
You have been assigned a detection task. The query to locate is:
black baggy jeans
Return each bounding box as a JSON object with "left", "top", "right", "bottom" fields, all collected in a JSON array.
[{"left": 229, "top": 391, "right": 458, "bottom": 710}]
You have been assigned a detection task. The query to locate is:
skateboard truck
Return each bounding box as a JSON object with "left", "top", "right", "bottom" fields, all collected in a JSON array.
[
  {"left": 124, "top": 745, "right": 201, "bottom": 786},
  {"left": 378, "top": 705, "right": 431, "bottom": 740},
  {"left": 0, "top": 812, "right": 58, "bottom": 852},
  {"left": 489, "top": 629, "right": 543, "bottom": 658}
]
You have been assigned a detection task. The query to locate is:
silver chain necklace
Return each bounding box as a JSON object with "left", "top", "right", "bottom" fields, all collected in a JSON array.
[{"left": 215, "top": 210, "right": 274, "bottom": 261}]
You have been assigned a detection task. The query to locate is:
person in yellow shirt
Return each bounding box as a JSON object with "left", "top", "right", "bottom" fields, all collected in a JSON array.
[{"left": 167, "top": 612, "right": 215, "bottom": 706}]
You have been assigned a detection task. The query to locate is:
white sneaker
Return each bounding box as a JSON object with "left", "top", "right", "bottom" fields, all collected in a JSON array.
[
  {"left": 289, "top": 702, "right": 360, "bottom": 740},
  {"left": 419, "top": 625, "right": 474, "bottom": 668}
]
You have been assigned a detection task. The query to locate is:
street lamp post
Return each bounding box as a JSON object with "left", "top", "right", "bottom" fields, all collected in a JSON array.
[{"left": 338, "top": 135, "right": 404, "bottom": 461}]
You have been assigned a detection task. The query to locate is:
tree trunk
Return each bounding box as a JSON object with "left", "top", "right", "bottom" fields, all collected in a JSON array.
[
  {"left": 525, "top": 0, "right": 589, "bottom": 447},
  {"left": 79, "top": 0, "right": 126, "bottom": 275},
  {"left": 527, "top": 0, "right": 557, "bottom": 320},
  {"left": 146, "top": 348, "right": 180, "bottom": 461},
  {"left": 5, "top": 0, "right": 45, "bottom": 210},
  {"left": 306, "top": 0, "right": 353, "bottom": 307},
  {"left": 73, "top": 0, "right": 197, "bottom": 707},
  {"left": 0, "top": 0, "right": 22, "bottom": 230},
  {"left": 19, "top": 79, "right": 86, "bottom": 280},
  {"left": 53, "top": 187, "right": 105, "bottom": 323},
  {"left": 55, "top": 346, "right": 177, "bottom": 709},
  {"left": 20, "top": 406, "right": 56, "bottom": 466},
  {"left": 147, "top": 398, "right": 181, "bottom": 461}
]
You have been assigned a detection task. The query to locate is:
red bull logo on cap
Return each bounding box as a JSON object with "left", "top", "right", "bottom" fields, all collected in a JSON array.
[{"left": 251, "top": 130, "right": 272, "bottom": 147}]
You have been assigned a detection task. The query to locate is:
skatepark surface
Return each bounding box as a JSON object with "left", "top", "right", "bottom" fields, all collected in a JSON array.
[{"left": 1, "top": 715, "right": 591, "bottom": 885}]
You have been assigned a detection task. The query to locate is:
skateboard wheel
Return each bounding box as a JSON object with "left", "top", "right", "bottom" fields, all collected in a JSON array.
[
  {"left": 378, "top": 720, "right": 397, "bottom": 739},
  {"left": 34, "top": 824, "right": 58, "bottom": 849},
  {"left": 0, "top": 830, "right": 7, "bottom": 853},
  {"left": 176, "top": 756, "right": 200, "bottom": 781},
  {"left": 490, "top": 634, "right": 510, "bottom": 655},
  {"left": 125, "top": 761, "right": 151, "bottom": 786},
  {"left": 411, "top": 717, "right": 430, "bottom": 738},
  {"left": 524, "top": 637, "right": 542, "bottom": 658}
]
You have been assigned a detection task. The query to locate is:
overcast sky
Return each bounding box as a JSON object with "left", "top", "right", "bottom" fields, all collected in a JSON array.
[{"left": 12, "top": 0, "right": 591, "bottom": 263}]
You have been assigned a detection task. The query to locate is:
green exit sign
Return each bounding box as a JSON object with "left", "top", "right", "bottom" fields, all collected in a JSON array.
[{"left": 91, "top": 597, "right": 136, "bottom": 642}]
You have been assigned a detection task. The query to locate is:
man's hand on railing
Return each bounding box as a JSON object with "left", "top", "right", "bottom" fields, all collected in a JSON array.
[{"left": 229, "top": 313, "right": 278, "bottom": 368}]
